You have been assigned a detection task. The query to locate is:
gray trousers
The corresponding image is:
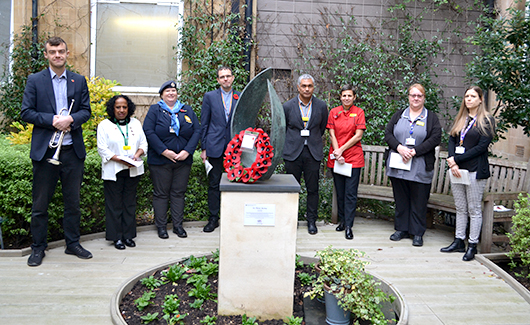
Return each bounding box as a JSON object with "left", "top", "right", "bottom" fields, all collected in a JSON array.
[{"left": 451, "top": 171, "right": 487, "bottom": 244}]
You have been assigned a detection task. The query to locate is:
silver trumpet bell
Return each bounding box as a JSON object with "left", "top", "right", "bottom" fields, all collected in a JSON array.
[{"left": 47, "top": 99, "right": 75, "bottom": 165}]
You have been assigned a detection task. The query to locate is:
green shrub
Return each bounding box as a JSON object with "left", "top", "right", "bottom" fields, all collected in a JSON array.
[{"left": 507, "top": 193, "right": 530, "bottom": 280}]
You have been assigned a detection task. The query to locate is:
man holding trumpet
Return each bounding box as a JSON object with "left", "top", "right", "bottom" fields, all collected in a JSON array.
[{"left": 21, "top": 36, "right": 92, "bottom": 267}]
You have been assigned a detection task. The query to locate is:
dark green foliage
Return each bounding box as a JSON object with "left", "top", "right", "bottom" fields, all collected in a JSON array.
[
  {"left": 183, "top": 255, "right": 208, "bottom": 270},
  {"left": 163, "top": 264, "right": 190, "bottom": 283},
  {"left": 508, "top": 193, "right": 530, "bottom": 280},
  {"left": 0, "top": 25, "right": 49, "bottom": 130},
  {"left": 188, "top": 282, "right": 217, "bottom": 301},
  {"left": 466, "top": 3, "right": 530, "bottom": 136},
  {"left": 176, "top": 0, "right": 251, "bottom": 117},
  {"left": 135, "top": 291, "right": 156, "bottom": 311},
  {"left": 140, "top": 312, "right": 159, "bottom": 324},
  {"left": 140, "top": 275, "right": 167, "bottom": 290},
  {"left": 162, "top": 294, "right": 181, "bottom": 315},
  {"left": 297, "top": 272, "right": 316, "bottom": 286}
]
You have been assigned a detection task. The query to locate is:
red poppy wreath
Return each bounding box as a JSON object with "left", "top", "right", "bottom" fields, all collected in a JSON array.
[{"left": 224, "top": 127, "right": 274, "bottom": 183}]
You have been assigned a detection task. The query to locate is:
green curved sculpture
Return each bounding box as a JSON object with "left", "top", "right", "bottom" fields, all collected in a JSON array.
[{"left": 230, "top": 68, "right": 285, "bottom": 180}]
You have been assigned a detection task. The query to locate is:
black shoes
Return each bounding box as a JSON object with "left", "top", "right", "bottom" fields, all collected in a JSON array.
[
  {"left": 412, "top": 235, "right": 423, "bottom": 247},
  {"left": 158, "top": 227, "right": 169, "bottom": 239},
  {"left": 335, "top": 222, "right": 345, "bottom": 232},
  {"left": 114, "top": 240, "right": 126, "bottom": 250},
  {"left": 124, "top": 239, "right": 136, "bottom": 247},
  {"left": 203, "top": 217, "right": 219, "bottom": 233},
  {"left": 173, "top": 226, "right": 188, "bottom": 238},
  {"left": 345, "top": 227, "right": 353, "bottom": 240},
  {"left": 27, "top": 250, "right": 45, "bottom": 267},
  {"left": 307, "top": 221, "right": 318, "bottom": 235},
  {"left": 463, "top": 243, "right": 477, "bottom": 261},
  {"left": 440, "top": 238, "right": 465, "bottom": 253},
  {"left": 65, "top": 245, "right": 93, "bottom": 259},
  {"left": 390, "top": 231, "right": 409, "bottom": 241}
]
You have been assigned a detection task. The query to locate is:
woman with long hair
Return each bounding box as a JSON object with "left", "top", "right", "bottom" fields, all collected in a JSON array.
[{"left": 441, "top": 86, "right": 495, "bottom": 261}]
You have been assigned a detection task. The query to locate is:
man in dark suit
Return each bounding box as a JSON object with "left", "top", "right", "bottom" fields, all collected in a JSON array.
[
  {"left": 283, "top": 74, "right": 328, "bottom": 234},
  {"left": 21, "top": 36, "right": 92, "bottom": 266},
  {"left": 200, "top": 66, "right": 240, "bottom": 232}
]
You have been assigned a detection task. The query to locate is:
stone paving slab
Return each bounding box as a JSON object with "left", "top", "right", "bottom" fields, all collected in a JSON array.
[{"left": 0, "top": 218, "right": 529, "bottom": 324}]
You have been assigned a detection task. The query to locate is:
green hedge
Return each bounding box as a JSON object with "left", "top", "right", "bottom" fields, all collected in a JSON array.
[{"left": 0, "top": 137, "right": 209, "bottom": 247}]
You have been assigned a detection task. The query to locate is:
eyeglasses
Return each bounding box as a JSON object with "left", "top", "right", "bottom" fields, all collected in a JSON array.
[
  {"left": 408, "top": 94, "right": 424, "bottom": 99},
  {"left": 218, "top": 75, "right": 233, "bottom": 80}
]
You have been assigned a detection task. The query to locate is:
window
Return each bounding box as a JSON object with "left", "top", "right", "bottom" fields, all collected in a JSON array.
[
  {"left": 91, "top": 0, "right": 182, "bottom": 92},
  {"left": 0, "top": 0, "right": 12, "bottom": 75}
]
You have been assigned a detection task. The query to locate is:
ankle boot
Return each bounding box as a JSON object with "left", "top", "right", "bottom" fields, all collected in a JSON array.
[
  {"left": 440, "top": 238, "right": 465, "bottom": 253},
  {"left": 463, "top": 243, "right": 477, "bottom": 261}
]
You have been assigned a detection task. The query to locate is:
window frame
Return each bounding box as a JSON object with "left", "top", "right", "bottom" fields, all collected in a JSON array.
[{"left": 89, "top": 0, "right": 183, "bottom": 93}]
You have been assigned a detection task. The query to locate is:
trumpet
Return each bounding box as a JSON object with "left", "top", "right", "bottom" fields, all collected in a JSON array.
[{"left": 47, "top": 99, "right": 75, "bottom": 166}]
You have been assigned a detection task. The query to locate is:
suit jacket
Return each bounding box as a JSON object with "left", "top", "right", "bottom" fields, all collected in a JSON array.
[
  {"left": 283, "top": 96, "right": 329, "bottom": 161},
  {"left": 20, "top": 68, "right": 91, "bottom": 161},
  {"left": 200, "top": 88, "right": 240, "bottom": 159}
]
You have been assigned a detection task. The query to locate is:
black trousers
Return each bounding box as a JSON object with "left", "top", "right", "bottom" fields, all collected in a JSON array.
[
  {"left": 30, "top": 146, "right": 84, "bottom": 251},
  {"left": 389, "top": 177, "right": 431, "bottom": 236},
  {"left": 285, "top": 146, "right": 321, "bottom": 222},
  {"left": 332, "top": 167, "right": 361, "bottom": 227},
  {"left": 207, "top": 156, "right": 224, "bottom": 219},
  {"left": 104, "top": 170, "right": 141, "bottom": 241},
  {"left": 150, "top": 163, "right": 192, "bottom": 228}
]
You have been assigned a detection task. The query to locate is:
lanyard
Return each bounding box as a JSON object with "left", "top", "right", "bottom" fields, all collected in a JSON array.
[
  {"left": 409, "top": 120, "right": 418, "bottom": 136},
  {"left": 116, "top": 122, "right": 129, "bottom": 146},
  {"left": 459, "top": 116, "right": 477, "bottom": 146},
  {"left": 299, "top": 99, "right": 312, "bottom": 128},
  {"left": 221, "top": 91, "right": 233, "bottom": 120}
]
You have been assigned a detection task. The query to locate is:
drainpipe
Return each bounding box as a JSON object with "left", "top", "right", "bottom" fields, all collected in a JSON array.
[
  {"left": 482, "top": 0, "right": 496, "bottom": 109},
  {"left": 243, "top": 0, "right": 252, "bottom": 80},
  {"left": 32, "top": 0, "right": 39, "bottom": 62}
]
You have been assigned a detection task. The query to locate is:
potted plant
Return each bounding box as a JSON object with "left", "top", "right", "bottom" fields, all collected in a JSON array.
[{"left": 306, "top": 246, "right": 395, "bottom": 325}]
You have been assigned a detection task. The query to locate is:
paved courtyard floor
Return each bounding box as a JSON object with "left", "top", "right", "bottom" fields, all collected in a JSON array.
[{"left": 1, "top": 218, "right": 529, "bottom": 325}]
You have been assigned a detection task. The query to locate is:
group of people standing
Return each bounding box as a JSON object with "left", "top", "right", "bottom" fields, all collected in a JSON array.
[
  {"left": 284, "top": 77, "right": 495, "bottom": 263},
  {"left": 22, "top": 36, "right": 495, "bottom": 267}
]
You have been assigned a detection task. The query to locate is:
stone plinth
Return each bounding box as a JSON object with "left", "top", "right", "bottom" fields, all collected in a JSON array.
[{"left": 217, "top": 174, "right": 300, "bottom": 320}]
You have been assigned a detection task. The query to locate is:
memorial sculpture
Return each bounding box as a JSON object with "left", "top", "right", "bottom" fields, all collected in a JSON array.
[{"left": 224, "top": 68, "right": 285, "bottom": 181}]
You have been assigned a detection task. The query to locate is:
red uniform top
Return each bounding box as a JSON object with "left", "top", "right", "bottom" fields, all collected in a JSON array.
[{"left": 326, "top": 105, "right": 366, "bottom": 168}]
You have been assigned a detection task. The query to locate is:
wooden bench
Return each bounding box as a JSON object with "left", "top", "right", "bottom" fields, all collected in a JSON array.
[{"left": 332, "top": 145, "right": 530, "bottom": 253}]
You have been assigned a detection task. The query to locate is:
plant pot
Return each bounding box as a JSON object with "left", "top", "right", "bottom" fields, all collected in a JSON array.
[{"left": 323, "top": 283, "right": 351, "bottom": 325}]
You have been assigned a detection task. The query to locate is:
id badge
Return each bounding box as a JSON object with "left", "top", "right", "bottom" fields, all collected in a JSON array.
[
  {"left": 301, "top": 129, "right": 310, "bottom": 137},
  {"left": 169, "top": 126, "right": 175, "bottom": 133},
  {"left": 405, "top": 137, "right": 415, "bottom": 146},
  {"left": 123, "top": 145, "right": 131, "bottom": 151},
  {"left": 455, "top": 146, "right": 465, "bottom": 154}
]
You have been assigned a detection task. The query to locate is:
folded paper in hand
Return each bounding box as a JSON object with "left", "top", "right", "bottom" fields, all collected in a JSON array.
[
  {"left": 204, "top": 159, "right": 213, "bottom": 176},
  {"left": 388, "top": 152, "right": 412, "bottom": 171},
  {"left": 333, "top": 161, "right": 352, "bottom": 177},
  {"left": 117, "top": 155, "right": 143, "bottom": 168},
  {"left": 448, "top": 169, "right": 470, "bottom": 185}
]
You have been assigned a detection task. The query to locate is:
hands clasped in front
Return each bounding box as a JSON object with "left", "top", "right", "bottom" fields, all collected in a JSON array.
[
  {"left": 397, "top": 144, "right": 416, "bottom": 163},
  {"left": 162, "top": 149, "right": 189, "bottom": 163}
]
